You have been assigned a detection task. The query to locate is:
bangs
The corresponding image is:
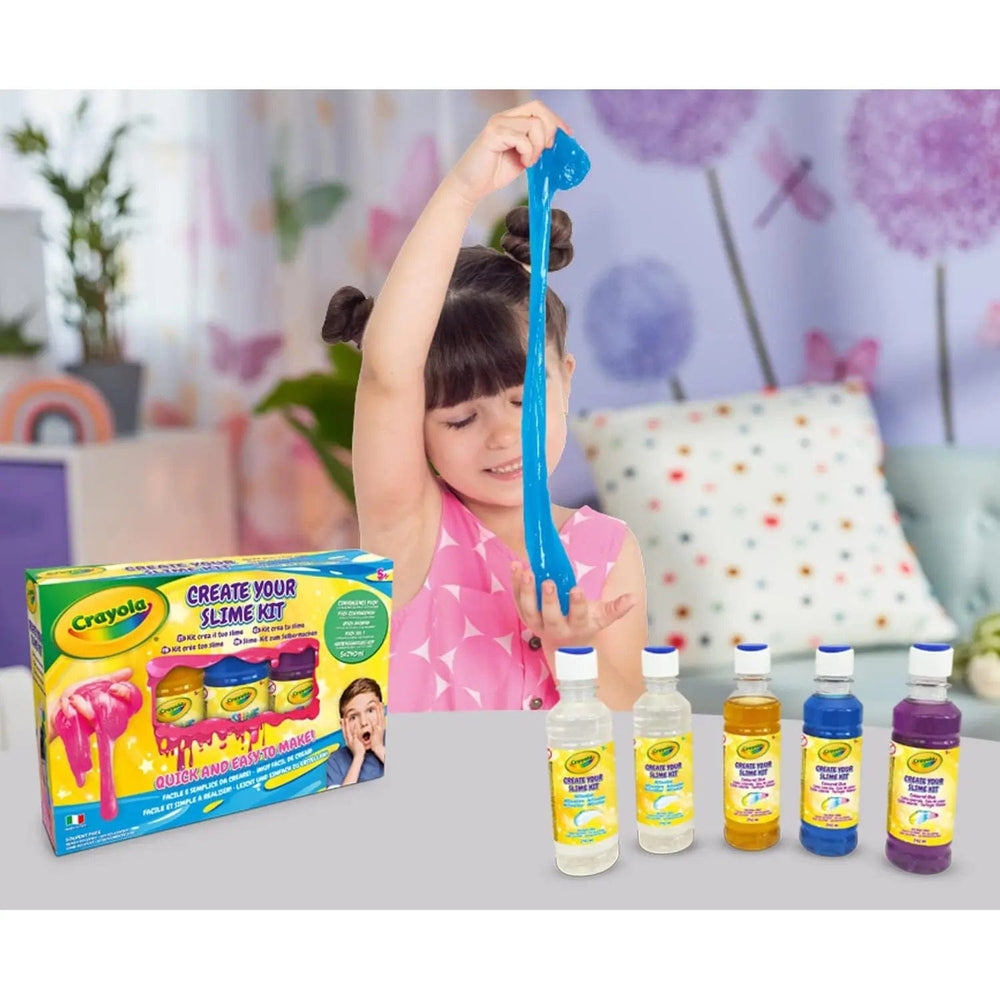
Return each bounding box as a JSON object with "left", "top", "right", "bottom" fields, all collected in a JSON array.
[{"left": 424, "top": 292, "right": 528, "bottom": 410}]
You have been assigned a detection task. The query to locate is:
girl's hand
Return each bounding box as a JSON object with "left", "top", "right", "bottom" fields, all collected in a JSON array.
[
  {"left": 446, "top": 100, "right": 572, "bottom": 208},
  {"left": 510, "top": 561, "right": 637, "bottom": 650}
]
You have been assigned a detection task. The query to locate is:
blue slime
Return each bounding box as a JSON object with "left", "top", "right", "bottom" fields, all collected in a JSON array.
[{"left": 523, "top": 129, "right": 590, "bottom": 614}]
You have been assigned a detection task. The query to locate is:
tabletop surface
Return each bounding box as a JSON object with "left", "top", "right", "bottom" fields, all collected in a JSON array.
[{"left": 0, "top": 666, "right": 994, "bottom": 909}]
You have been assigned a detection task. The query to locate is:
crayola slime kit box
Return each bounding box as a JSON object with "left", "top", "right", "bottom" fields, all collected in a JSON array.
[{"left": 25, "top": 550, "right": 392, "bottom": 856}]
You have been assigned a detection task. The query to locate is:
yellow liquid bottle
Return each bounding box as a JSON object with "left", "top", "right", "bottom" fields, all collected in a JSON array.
[{"left": 723, "top": 643, "right": 781, "bottom": 851}]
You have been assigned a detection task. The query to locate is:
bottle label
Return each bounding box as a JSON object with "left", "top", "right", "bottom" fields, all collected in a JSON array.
[
  {"left": 634, "top": 734, "right": 694, "bottom": 829},
  {"left": 800, "top": 734, "right": 862, "bottom": 829},
  {"left": 887, "top": 740, "right": 960, "bottom": 847},
  {"left": 548, "top": 742, "right": 618, "bottom": 846},
  {"left": 723, "top": 731, "right": 780, "bottom": 825}
]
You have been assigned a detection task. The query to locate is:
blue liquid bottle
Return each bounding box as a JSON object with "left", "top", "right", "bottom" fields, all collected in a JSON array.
[{"left": 799, "top": 645, "right": 863, "bottom": 856}]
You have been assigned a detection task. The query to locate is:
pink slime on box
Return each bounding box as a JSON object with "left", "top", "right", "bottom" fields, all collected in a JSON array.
[
  {"left": 51, "top": 672, "right": 143, "bottom": 821},
  {"left": 147, "top": 637, "right": 321, "bottom": 770}
]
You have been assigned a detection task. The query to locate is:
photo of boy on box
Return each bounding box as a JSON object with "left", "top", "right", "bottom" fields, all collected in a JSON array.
[
  {"left": 326, "top": 677, "right": 386, "bottom": 787},
  {"left": 323, "top": 100, "right": 647, "bottom": 714}
]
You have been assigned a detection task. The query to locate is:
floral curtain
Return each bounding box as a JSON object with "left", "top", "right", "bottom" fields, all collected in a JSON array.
[{"left": 0, "top": 89, "right": 527, "bottom": 555}]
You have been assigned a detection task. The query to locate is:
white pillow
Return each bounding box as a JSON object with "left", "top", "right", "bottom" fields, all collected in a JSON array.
[{"left": 571, "top": 381, "right": 957, "bottom": 667}]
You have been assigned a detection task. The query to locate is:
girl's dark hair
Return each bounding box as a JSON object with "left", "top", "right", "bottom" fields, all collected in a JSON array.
[{"left": 321, "top": 206, "right": 574, "bottom": 409}]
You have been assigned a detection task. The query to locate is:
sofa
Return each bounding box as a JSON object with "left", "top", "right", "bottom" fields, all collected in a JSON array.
[
  {"left": 660, "top": 444, "right": 999, "bottom": 740},
  {"left": 569, "top": 381, "right": 1000, "bottom": 743}
]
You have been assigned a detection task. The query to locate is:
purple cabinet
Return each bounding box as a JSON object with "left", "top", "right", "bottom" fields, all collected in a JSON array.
[{"left": 0, "top": 462, "right": 70, "bottom": 668}]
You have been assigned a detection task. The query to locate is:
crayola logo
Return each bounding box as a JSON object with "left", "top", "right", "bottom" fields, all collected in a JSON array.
[
  {"left": 25, "top": 581, "right": 37, "bottom": 614},
  {"left": 54, "top": 586, "right": 168, "bottom": 659},
  {"left": 908, "top": 751, "right": 943, "bottom": 773},
  {"left": 156, "top": 697, "right": 192, "bottom": 723},
  {"left": 287, "top": 680, "right": 315, "bottom": 706},
  {"left": 221, "top": 687, "right": 258, "bottom": 713},
  {"left": 647, "top": 740, "right": 680, "bottom": 764},
  {"left": 737, "top": 739, "right": 770, "bottom": 760},
  {"left": 819, "top": 742, "right": 853, "bottom": 764},
  {"left": 566, "top": 750, "right": 600, "bottom": 774}
]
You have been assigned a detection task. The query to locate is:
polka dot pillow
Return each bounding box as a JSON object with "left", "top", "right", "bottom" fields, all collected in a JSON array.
[{"left": 571, "top": 381, "right": 957, "bottom": 668}]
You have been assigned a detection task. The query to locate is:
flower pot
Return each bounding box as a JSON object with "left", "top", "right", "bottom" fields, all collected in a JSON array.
[{"left": 65, "top": 360, "right": 145, "bottom": 436}]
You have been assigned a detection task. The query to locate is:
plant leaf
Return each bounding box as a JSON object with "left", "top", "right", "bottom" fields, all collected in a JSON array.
[
  {"left": 284, "top": 412, "right": 355, "bottom": 507},
  {"left": 254, "top": 371, "right": 356, "bottom": 450},
  {"left": 489, "top": 196, "right": 529, "bottom": 251},
  {"left": 327, "top": 341, "right": 362, "bottom": 384}
]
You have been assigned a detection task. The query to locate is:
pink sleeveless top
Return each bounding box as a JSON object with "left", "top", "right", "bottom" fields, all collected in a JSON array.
[{"left": 389, "top": 482, "right": 628, "bottom": 713}]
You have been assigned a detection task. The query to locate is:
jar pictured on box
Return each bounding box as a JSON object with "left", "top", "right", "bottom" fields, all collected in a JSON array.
[
  {"left": 154, "top": 667, "right": 205, "bottom": 728},
  {"left": 203, "top": 656, "right": 270, "bottom": 722},
  {"left": 269, "top": 647, "right": 317, "bottom": 714}
]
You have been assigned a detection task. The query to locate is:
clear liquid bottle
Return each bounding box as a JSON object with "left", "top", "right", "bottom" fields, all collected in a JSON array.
[
  {"left": 723, "top": 643, "right": 781, "bottom": 851},
  {"left": 547, "top": 646, "right": 619, "bottom": 876},
  {"left": 633, "top": 645, "right": 694, "bottom": 854},
  {"left": 799, "top": 645, "right": 863, "bottom": 856},
  {"left": 886, "top": 643, "right": 961, "bottom": 874}
]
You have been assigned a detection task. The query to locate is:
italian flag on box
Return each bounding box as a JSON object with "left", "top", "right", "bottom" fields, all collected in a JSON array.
[{"left": 65, "top": 814, "right": 85, "bottom": 827}]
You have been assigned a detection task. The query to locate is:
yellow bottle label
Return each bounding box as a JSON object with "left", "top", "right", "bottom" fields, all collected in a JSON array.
[
  {"left": 723, "top": 730, "right": 780, "bottom": 825},
  {"left": 548, "top": 743, "right": 618, "bottom": 846},
  {"left": 887, "top": 741, "right": 959, "bottom": 846},
  {"left": 154, "top": 693, "right": 204, "bottom": 728},
  {"left": 205, "top": 679, "right": 268, "bottom": 721},
  {"left": 634, "top": 734, "right": 694, "bottom": 829},
  {"left": 800, "top": 735, "right": 862, "bottom": 829},
  {"left": 269, "top": 677, "right": 316, "bottom": 714}
]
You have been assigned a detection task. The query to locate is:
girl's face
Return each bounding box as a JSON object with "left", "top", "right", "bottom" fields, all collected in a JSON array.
[{"left": 424, "top": 345, "right": 575, "bottom": 510}]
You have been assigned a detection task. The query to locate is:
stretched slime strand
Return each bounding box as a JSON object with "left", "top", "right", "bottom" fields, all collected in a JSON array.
[{"left": 524, "top": 129, "right": 591, "bottom": 614}]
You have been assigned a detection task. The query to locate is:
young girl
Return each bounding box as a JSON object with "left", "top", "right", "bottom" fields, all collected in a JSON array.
[{"left": 323, "top": 100, "right": 647, "bottom": 712}]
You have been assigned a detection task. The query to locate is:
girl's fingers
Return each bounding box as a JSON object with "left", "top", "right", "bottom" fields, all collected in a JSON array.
[
  {"left": 512, "top": 561, "right": 541, "bottom": 627},
  {"left": 524, "top": 116, "right": 548, "bottom": 162},
  {"left": 521, "top": 571, "right": 541, "bottom": 625},
  {"left": 540, "top": 580, "right": 565, "bottom": 630},
  {"left": 497, "top": 100, "right": 569, "bottom": 141},
  {"left": 500, "top": 115, "right": 553, "bottom": 163},
  {"left": 567, "top": 587, "right": 589, "bottom": 631},
  {"left": 593, "top": 594, "right": 637, "bottom": 631},
  {"left": 493, "top": 123, "right": 539, "bottom": 168}
]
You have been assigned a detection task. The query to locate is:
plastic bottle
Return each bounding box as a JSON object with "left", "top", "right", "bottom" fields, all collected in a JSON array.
[
  {"left": 723, "top": 642, "right": 781, "bottom": 851},
  {"left": 633, "top": 645, "right": 694, "bottom": 854},
  {"left": 799, "top": 645, "right": 863, "bottom": 856},
  {"left": 886, "top": 643, "right": 961, "bottom": 874},
  {"left": 546, "top": 646, "right": 619, "bottom": 876}
]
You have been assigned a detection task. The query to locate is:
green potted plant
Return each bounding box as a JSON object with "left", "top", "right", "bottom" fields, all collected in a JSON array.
[
  {"left": 0, "top": 309, "right": 42, "bottom": 357},
  {"left": 255, "top": 341, "right": 360, "bottom": 507},
  {"left": 6, "top": 97, "right": 145, "bottom": 434},
  {"left": 0, "top": 308, "right": 45, "bottom": 403}
]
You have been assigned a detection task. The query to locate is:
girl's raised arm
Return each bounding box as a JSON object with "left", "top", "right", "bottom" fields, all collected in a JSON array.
[{"left": 348, "top": 102, "right": 568, "bottom": 599}]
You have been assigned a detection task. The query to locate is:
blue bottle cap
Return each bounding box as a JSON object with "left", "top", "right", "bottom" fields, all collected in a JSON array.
[{"left": 203, "top": 656, "right": 269, "bottom": 687}]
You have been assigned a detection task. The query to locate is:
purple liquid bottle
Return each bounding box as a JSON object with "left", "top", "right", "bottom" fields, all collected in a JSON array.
[{"left": 885, "top": 644, "right": 961, "bottom": 875}]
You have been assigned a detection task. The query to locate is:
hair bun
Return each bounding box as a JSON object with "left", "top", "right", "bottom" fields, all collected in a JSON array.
[
  {"left": 321, "top": 286, "right": 374, "bottom": 347},
  {"left": 500, "top": 206, "right": 574, "bottom": 272}
]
